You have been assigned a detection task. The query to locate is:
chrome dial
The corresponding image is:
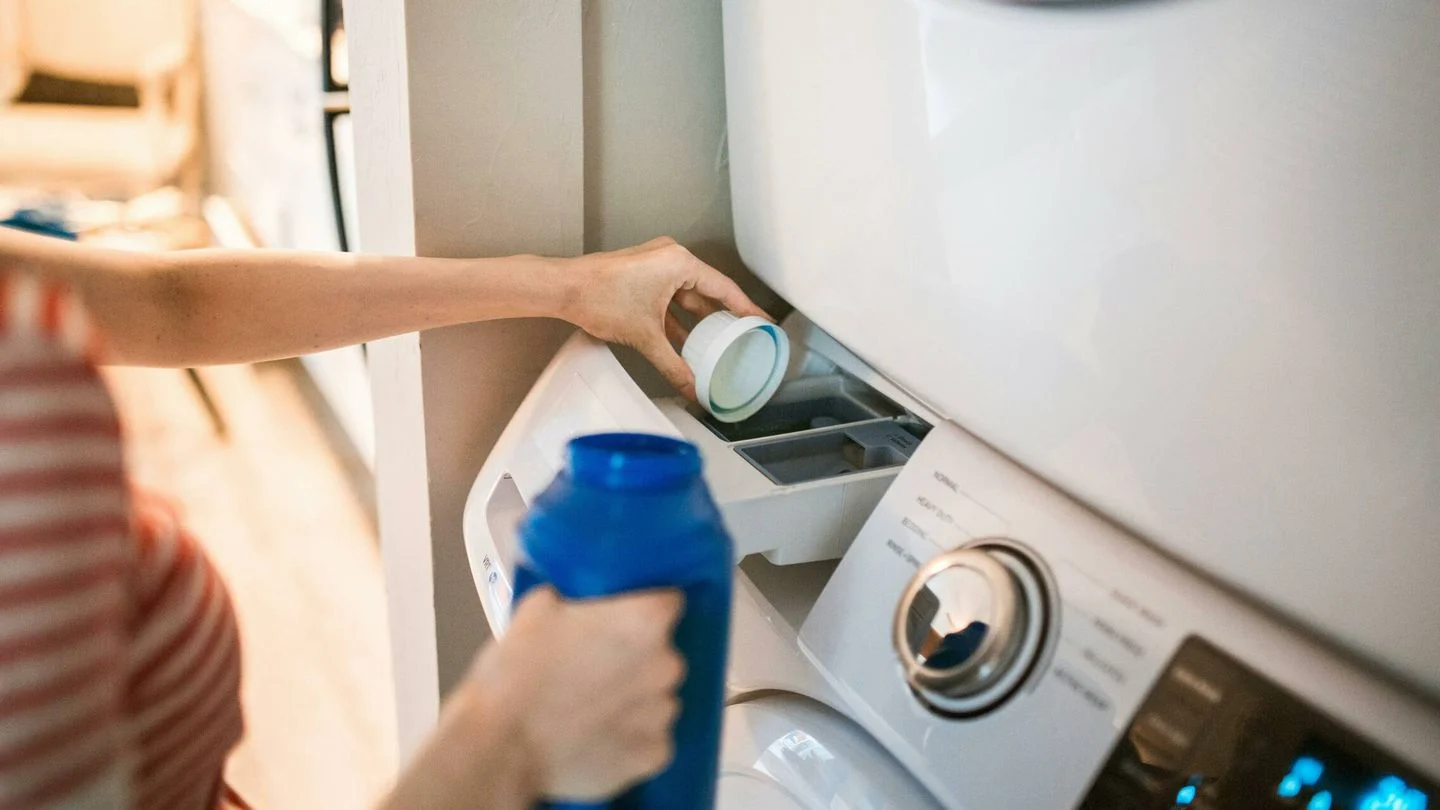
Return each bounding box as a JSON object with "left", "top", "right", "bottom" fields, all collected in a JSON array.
[{"left": 893, "top": 542, "right": 1050, "bottom": 716}]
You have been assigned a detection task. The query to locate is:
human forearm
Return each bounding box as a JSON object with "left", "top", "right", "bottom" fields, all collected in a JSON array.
[
  {"left": 379, "top": 589, "right": 684, "bottom": 810},
  {"left": 378, "top": 684, "right": 538, "bottom": 810},
  {"left": 0, "top": 226, "right": 575, "bottom": 366},
  {"left": 3, "top": 227, "right": 766, "bottom": 392},
  {"left": 128, "top": 248, "right": 575, "bottom": 365}
]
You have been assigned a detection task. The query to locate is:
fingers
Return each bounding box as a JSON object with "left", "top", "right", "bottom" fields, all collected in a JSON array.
[
  {"left": 641, "top": 338, "right": 698, "bottom": 401},
  {"left": 688, "top": 263, "right": 769, "bottom": 320},
  {"left": 622, "top": 693, "right": 682, "bottom": 741},
  {"left": 630, "top": 733, "right": 676, "bottom": 784},
  {"left": 664, "top": 310, "right": 690, "bottom": 349},
  {"left": 486, "top": 582, "right": 690, "bottom": 803},
  {"left": 674, "top": 288, "right": 722, "bottom": 322},
  {"left": 631, "top": 588, "right": 685, "bottom": 634},
  {"left": 511, "top": 585, "right": 560, "bottom": 619},
  {"left": 630, "top": 238, "right": 770, "bottom": 321},
  {"left": 590, "top": 588, "right": 685, "bottom": 642},
  {"left": 652, "top": 648, "right": 687, "bottom": 692},
  {"left": 619, "top": 655, "right": 684, "bottom": 781},
  {"left": 661, "top": 243, "right": 767, "bottom": 320}
]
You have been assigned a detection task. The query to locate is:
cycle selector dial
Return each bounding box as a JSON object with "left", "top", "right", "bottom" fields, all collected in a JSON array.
[{"left": 893, "top": 542, "right": 1051, "bottom": 716}]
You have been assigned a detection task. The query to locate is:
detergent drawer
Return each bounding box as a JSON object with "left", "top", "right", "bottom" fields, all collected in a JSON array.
[{"left": 462, "top": 316, "right": 936, "bottom": 636}]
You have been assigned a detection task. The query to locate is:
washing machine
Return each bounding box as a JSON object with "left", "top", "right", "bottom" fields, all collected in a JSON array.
[
  {"left": 464, "top": 0, "right": 1440, "bottom": 806},
  {"left": 462, "top": 318, "right": 948, "bottom": 808}
]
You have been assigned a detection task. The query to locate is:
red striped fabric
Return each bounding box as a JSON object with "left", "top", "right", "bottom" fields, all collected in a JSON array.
[{"left": 0, "top": 274, "right": 244, "bottom": 809}]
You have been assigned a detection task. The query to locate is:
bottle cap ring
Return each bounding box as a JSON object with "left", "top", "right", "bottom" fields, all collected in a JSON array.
[{"left": 682, "top": 312, "right": 789, "bottom": 423}]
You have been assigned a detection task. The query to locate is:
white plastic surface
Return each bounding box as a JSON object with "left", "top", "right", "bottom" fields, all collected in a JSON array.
[
  {"left": 716, "top": 696, "right": 939, "bottom": 810},
  {"left": 711, "top": 330, "right": 775, "bottom": 410},
  {"left": 721, "top": 0, "right": 1440, "bottom": 697},
  {"left": 684, "top": 311, "right": 790, "bottom": 422},
  {"left": 798, "top": 422, "right": 1440, "bottom": 809},
  {"left": 460, "top": 334, "right": 680, "bottom": 636},
  {"left": 460, "top": 325, "right": 921, "bottom": 634}
]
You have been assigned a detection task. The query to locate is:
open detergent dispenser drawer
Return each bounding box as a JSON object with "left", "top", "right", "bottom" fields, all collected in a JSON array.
[{"left": 461, "top": 313, "right": 935, "bottom": 636}]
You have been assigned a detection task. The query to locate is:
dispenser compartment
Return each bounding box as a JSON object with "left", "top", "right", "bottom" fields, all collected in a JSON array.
[
  {"left": 694, "top": 374, "right": 905, "bottom": 443},
  {"left": 738, "top": 420, "right": 925, "bottom": 486}
]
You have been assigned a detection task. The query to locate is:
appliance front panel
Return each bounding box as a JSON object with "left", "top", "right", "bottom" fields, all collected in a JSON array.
[
  {"left": 799, "top": 423, "right": 1440, "bottom": 809},
  {"left": 721, "top": 0, "right": 1440, "bottom": 695}
]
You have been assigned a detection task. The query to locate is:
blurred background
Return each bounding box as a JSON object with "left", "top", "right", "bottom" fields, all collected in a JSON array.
[{"left": 0, "top": 0, "right": 397, "bottom": 806}]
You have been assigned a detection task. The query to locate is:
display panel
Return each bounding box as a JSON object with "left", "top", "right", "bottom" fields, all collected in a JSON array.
[
  {"left": 1277, "top": 739, "right": 1429, "bottom": 810},
  {"left": 1080, "top": 637, "right": 1434, "bottom": 809}
]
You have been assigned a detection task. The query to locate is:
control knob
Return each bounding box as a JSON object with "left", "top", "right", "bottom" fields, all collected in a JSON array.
[{"left": 893, "top": 542, "right": 1050, "bottom": 716}]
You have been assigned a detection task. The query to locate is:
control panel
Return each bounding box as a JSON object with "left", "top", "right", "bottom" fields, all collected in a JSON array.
[
  {"left": 797, "top": 422, "right": 1440, "bottom": 809},
  {"left": 1082, "top": 637, "right": 1435, "bottom": 810}
]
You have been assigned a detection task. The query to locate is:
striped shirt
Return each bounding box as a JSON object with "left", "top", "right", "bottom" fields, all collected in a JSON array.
[{"left": 0, "top": 274, "right": 244, "bottom": 809}]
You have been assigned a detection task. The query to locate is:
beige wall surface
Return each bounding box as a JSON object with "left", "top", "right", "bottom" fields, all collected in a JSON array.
[
  {"left": 581, "top": 0, "right": 780, "bottom": 312},
  {"left": 353, "top": 0, "right": 780, "bottom": 756}
]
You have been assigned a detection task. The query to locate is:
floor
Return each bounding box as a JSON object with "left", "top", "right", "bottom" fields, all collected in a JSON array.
[{"left": 103, "top": 361, "right": 398, "bottom": 810}]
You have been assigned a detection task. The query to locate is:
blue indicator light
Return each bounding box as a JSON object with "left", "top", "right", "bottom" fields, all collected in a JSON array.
[
  {"left": 1381, "top": 777, "right": 1409, "bottom": 797},
  {"left": 1175, "top": 785, "right": 1197, "bottom": 806},
  {"left": 1279, "top": 775, "right": 1304, "bottom": 799},
  {"left": 1308, "top": 791, "right": 1333, "bottom": 810},
  {"left": 1359, "top": 777, "right": 1427, "bottom": 810},
  {"left": 1293, "top": 757, "right": 1326, "bottom": 786}
]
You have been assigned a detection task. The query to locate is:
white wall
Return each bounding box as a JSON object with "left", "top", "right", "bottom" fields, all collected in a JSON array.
[
  {"left": 201, "top": 0, "right": 338, "bottom": 252},
  {"left": 581, "top": 0, "right": 779, "bottom": 309},
  {"left": 350, "top": 0, "right": 774, "bottom": 759},
  {"left": 346, "top": 0, "right": 427, "bottom": 759},
  {"left": 203, "top": 0, "right": 377, "bottom": 467},
  {"left": 350, "top": 0, "right": 582, "bottom": 760}
]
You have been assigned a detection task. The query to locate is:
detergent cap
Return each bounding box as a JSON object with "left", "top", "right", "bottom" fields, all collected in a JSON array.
[{"left": 682, "top": 311, "right": 789, "bottom": 423}]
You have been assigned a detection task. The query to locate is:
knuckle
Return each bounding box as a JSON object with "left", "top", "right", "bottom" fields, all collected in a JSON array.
[
  {"left": 659, "top": 650, "right": 687, "bottom": 687},
  {"left": 514, "top": 586, "right": 558, "bottom": 621},
  {"left": 646, "top": 592, "right": 682, "bottom": 624},
  {"left": 642, "top": 738, "right": 676, "bottom": 774},
  {"left": 621, "top": 608, "right": 659, "bottom": 647},
  {"left": 660, "top": 695, "right": 682, "bottom": 726}
]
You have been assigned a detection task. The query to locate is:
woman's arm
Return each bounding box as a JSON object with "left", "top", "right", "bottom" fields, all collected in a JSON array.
[
  {"left": 377, "top": 685, "right": 539, "bottom": 810},
  {"left": 379, "top": 588, "right": 684, "bottom": 810},
  {"left": 0, "top": 228, "right": 764, "bottom": 397}
]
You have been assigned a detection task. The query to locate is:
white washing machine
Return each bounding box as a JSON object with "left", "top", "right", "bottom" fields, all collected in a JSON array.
[
  {"left": 465, "top": 0, "right": 1440, "bottom": 806},
  {"left": 462, "top": 320, "right": 948, "bottom": 808}
]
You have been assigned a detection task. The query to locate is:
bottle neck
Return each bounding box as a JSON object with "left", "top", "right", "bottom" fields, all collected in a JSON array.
[{"left": 568, "top": 433, "right": 702, "bottom": 491}]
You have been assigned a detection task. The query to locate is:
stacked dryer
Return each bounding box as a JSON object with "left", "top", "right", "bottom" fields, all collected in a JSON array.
[{"left": 465, "top": 0, "right": 1440, "bottom": 807}]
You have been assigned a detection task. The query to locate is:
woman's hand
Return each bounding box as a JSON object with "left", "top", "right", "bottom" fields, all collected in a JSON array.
[
  {"left": 560, "top": 237, "right": 768, "bottom": 400},
  {"left": 1, "top": 225, "right": 769, "bottom": 372},
  {"left": 475, "top": 586, "right": 687, "bottom": 801},
  {"left": 379, "top": 587, "right": 686, "bottom": 810}
]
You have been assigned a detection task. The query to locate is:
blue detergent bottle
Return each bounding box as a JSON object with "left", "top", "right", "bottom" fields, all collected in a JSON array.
[{"left": 511, "top": 432, "right": 734, "bottom": 810}]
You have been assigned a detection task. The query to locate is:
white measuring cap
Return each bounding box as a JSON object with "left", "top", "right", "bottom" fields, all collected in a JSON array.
[{"left": 683, "top": 311, "right": 789, "bottom": 423}]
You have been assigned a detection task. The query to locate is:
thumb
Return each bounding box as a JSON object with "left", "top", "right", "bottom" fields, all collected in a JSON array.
[
  {"left": 642, "top": 338, "right": 697, "bottom": 401},
  {"left": 513, "top": 584, "right": 559, "bottom": 614}
]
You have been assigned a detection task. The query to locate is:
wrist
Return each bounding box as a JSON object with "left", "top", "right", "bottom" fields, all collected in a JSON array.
[
  {"left": 442, "top": 254, "right": 580, "bottom": 326},
  {"left": 542, "top": 254, "right": 587, "bottom": 326},
  {"left": 458, "top": 680, "right": 543, "bottom": 806},
  {"left": 382, "top": 676, "right": 540, "bottom": 810}
]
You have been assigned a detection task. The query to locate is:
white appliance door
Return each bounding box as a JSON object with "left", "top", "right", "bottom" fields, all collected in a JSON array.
[
  {"left": 717, "top": 695, "right": 940, "bottom": 810},
  {"left": 721, "top": 0, "right": 1440, "bottom": 696}
]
